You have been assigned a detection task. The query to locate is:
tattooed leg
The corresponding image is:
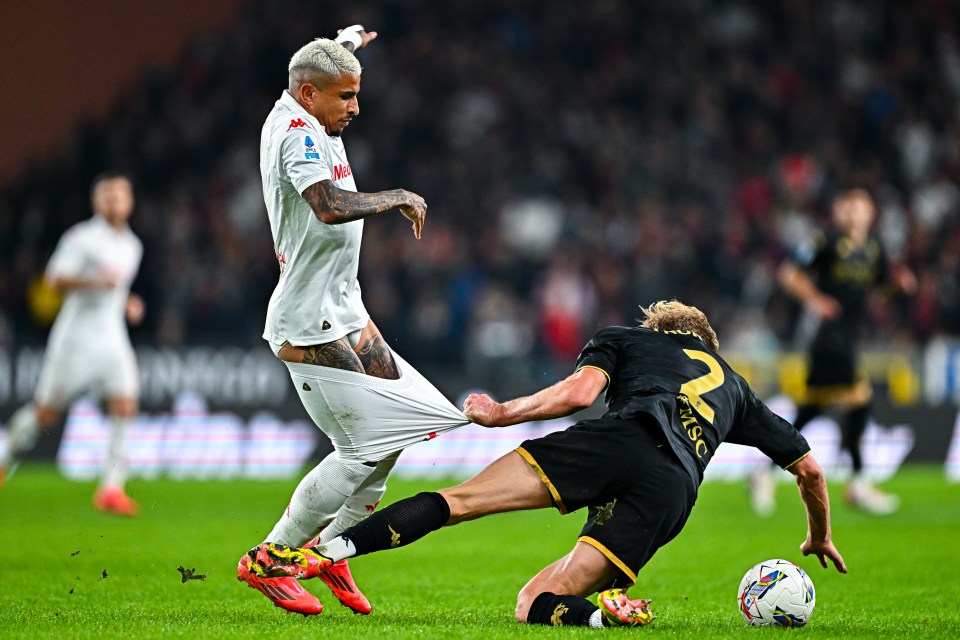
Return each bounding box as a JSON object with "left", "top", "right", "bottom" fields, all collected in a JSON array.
[{"left": 278, "top": 339, "right": 365, "bottom": 373}]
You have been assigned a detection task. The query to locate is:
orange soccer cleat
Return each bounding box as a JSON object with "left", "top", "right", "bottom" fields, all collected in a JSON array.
[
  {"left": 306, "top": 535, "right": 371, "bottom": 615},
  {"left": 597, "top": 589, "right": 655, "bottom": 627},
  {"left": 237, "top": 551, "right": 323, "bottom": 616},
  {"left": 93, "top": 487, "right": 140, "bottom": 516},
  {"left": 319, "top": 560, "right": 371, "bottom": 615},
  {"left": 247, "top": 542, "right": 334, "bottom": 580}
]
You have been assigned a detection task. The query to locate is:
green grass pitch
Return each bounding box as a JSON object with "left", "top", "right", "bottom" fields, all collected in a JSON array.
[{"left": 1, "top": 465, "right": 957, "bottom": 638}]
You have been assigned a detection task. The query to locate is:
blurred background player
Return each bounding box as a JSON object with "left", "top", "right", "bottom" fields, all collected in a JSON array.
[
  {"left": 751, "top": 189, "right": 917, "bottom": 516},
  {"left": 237, "top": 27, "right": 468, "bottom": 616},
  {"left": 1, "top": 172, "right": 144, "bottom": 516},
  {"left": 247, "top": 301, "right": 846, "bottom": 628}
]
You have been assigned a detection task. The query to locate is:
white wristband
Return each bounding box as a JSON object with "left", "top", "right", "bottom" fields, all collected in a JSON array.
[{"left": 335, "top": 25, "right": 364, "bottom": 51}]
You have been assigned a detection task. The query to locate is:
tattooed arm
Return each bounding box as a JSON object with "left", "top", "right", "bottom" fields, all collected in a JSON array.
[
  {"left": 278, "top": 339, "right": 365, "bottom": 373},
  {"left": 302, "top": 180, "right": 427, "bottom": 239},
  {"left": 355, "top": 334, "right": 400, "bottom": 380},
  {"left": 277, "top": 335, "right": 400, "bottom": 380}
]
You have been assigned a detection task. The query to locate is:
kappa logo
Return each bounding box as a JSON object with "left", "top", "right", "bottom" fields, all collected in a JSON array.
[
  {"left": 303, "top": 135, "right": 320, "bottom": 160},
  {"left": 551, "top": 603, "right": 570, "bottom": 626},
  {"left": 287, "top": 118, "right": 309, "bottom": 131}
]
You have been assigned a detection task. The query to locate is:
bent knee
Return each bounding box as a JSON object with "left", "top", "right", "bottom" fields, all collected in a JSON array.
[
  {"left": 514, "top": 585, "right": 540, "bottom": 623},
  {"left": 514, "top": 596, "right": 530, "bottom": 623}
]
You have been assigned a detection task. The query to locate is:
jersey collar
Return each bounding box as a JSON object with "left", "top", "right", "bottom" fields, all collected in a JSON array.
[{"left": 92, "top": 213, "right": 129, "bottom": 235}]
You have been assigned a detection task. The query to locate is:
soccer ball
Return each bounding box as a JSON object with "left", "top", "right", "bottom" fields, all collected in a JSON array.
[{"left": 737, "top": 559, "right": 816, "bottom": 627}]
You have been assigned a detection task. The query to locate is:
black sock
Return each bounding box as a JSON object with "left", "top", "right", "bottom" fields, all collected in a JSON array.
[
  {"left": 527, "top": 592, "right": 599, "bottom": 627},
  {"left": 339, "top": 491, "right": 450, "bottom": 556},
  {"left": 843, "top": 405, "right": 870, "bottom": 474}
]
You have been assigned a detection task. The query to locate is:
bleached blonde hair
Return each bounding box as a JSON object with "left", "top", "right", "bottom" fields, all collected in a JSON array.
[
  {"left": 288, "top": 38, "right": 361, "bottom": 88},
  {"left": 639, "top": 300, "right": 720, "bottom": 351}
]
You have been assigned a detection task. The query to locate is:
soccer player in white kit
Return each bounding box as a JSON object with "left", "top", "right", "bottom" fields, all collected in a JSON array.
[
  {"left": 1, "top": 172, "right": 144, "bottom": 516},
  {"left": 236, "top": 27, "right": 468, "bottom": 616}
]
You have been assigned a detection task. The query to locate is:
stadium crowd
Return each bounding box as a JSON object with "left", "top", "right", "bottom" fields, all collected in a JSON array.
[{"left": 1, "top": 0, "right": 959, "bottom": 394}]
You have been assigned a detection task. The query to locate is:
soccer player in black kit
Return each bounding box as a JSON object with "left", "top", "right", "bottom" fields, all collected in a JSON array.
[
  {"left": 244, "top": 301, "right": 847, "bottom": 628},
  {"left": 751, "top": 189, "right": 916, "bottom": 517}
]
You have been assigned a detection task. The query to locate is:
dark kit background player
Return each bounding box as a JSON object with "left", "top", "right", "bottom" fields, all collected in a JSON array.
[
  {"left": 752, "top": 188, "right": 916, "bottom": 516},
  {"left": 246, "top": 301, "right": 847, "bottom": 629}
]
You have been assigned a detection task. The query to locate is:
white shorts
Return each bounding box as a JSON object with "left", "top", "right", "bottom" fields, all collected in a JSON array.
[
  {"left": 34, "top": 340, "right": 139, "bottom": 409},
  {"left": 283, "top": 350, "right": 469, "bottom": 462}
]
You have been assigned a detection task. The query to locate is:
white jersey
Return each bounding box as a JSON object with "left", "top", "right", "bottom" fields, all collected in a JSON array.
[
  {"left": 260, "top": 90, "right": 368, "bottom": 346},
  {"left": 36, "top": 215, "right": 142, "bottom": 406},
  {"left": 45, "top": 215, "right": 142, "bottom": 352}
]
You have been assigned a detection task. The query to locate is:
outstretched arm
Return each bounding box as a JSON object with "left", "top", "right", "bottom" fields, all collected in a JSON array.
[
  {"left": 789, "top": 455, "right": 847, "bottom": 573},
  {"left": 779, "top": 262, "right": 841, "bottom": 320},
  {"left": 463, "top": 367, "right": 608, "bottom": 428},
  {"left": 46, "top": 273, "right": 118, "bottom": 291},
  {"left": 302, "top": 180, "right": 427, "bottom": 238}
]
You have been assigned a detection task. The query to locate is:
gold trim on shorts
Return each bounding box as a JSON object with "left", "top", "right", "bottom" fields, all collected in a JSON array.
[
  {"left": 782, "top": 449, "right": 811, "bottom": 471},
  {"left": 578, "top": 536, "right": 637, "bottom": 584},
  {"left": 803, "top": 378, "right": 872, "bottom": 407},
  {"left": 515, "top": 446, "right": 568, "bottom": 515}
]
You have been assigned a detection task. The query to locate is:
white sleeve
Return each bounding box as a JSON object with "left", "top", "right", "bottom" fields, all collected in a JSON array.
[
  {"left": 45, "top": 228, "right": 87, "bottom": 279},
  {"left": 280, "top": 129, "right": 332, "bottom": 194}
]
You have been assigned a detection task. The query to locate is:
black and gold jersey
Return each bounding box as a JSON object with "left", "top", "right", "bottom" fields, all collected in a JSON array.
[
  {"left": 575, "top": 326, "right": 810, "bottom": 484},
  {"left": 797, "top": 229, "right": 889, "bottom": 332}
]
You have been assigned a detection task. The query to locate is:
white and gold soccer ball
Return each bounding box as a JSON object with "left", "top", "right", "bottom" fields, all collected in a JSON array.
[{"left": 737, "top": 559, "right": 816, "bottom": 627}]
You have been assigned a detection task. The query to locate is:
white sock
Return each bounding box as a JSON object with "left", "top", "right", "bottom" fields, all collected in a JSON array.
[
  {"left": 319, "top": 451, "right": 399, "bottom": 543},
  {"left": 588, "top": 608, "right": 605, "bottom": 628},
  {"left": 266, "top": 453, "right": 376, "bottom": 547},
  {"left": 4, "top": 404, "right": 41, "bottom": 467},
  {"left": 315, "top": 535, "right": 357, "bottom": 562},
  {"left": 101, "top": 415, "right": 132, "bottom": 489}
]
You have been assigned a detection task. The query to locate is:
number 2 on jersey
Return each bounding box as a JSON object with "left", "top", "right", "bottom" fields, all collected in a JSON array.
[{"left": 679, "top": 349, "right": 724, "bottom": 424}]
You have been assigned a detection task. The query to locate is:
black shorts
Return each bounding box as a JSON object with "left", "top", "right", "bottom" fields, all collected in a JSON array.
[
  {"left": 516, "top": 417, "right": 696, "bottom": 588},
  {"left": 807, "top": 325, "right": 857, "bottom": 387}
]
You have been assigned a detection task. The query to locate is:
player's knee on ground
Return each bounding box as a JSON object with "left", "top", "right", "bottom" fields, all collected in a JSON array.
[{"left": 515, "top": 585, "right": 540, "bottom": 623}]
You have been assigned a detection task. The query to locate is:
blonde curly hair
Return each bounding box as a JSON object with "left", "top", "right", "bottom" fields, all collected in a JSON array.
[{"left": 639, "top": 300, "right": 719, "bottom": 351}]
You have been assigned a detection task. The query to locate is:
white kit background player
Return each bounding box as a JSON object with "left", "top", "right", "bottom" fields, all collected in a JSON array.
[
  {"left": 1, "top": 172, "right": 144, "bottom": 517},
  {"left": 237, "top": 27, "right": 468, "bottom": 616}
]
